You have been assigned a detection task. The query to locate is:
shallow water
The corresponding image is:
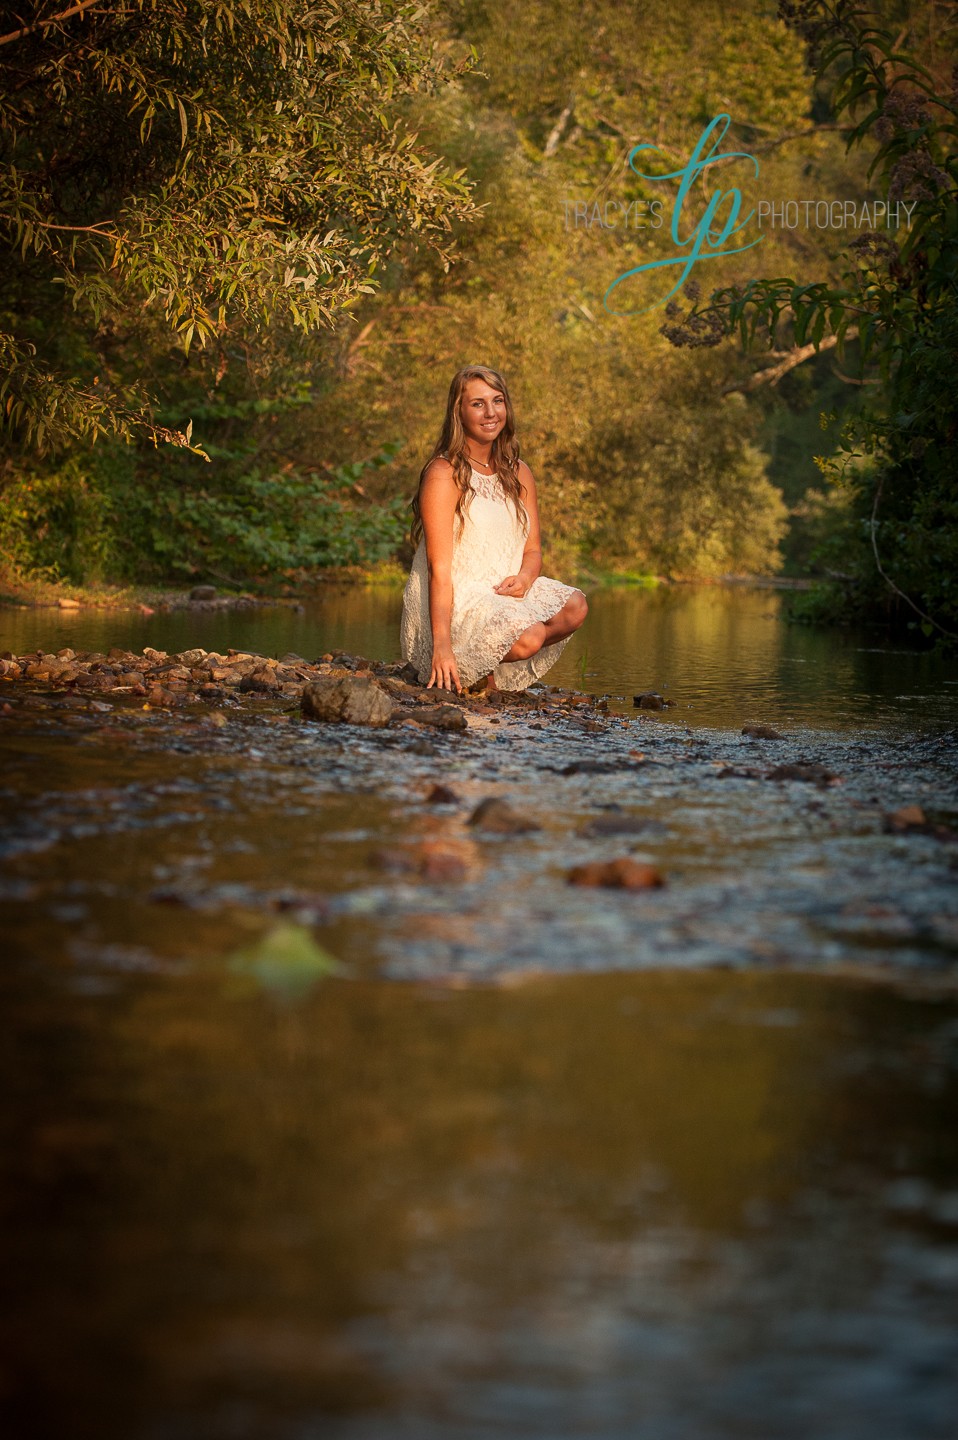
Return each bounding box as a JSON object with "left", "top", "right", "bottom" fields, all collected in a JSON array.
[
  {"left": 3, "top": 583, "right": 956, "bottom": 731},
  {"left": 2, "top": 585, "right": 958, "bottom": 1439}
]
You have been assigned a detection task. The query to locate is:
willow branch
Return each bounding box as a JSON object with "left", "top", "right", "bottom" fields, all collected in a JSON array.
[
  {"left": 0, "top": 0, "right": 109, "bottom": 49},
  {"left": 870, "top": 472, "right": 957, "bottom": 640}
]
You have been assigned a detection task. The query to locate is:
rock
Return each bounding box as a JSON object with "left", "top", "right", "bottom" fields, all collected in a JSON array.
[
  {"left": 767, "top": 762, "right": 839, "bottom": 786},
  {"left": 300, "top": 676, "right": 395, "bottom": 728},
  {"left": 633, "top": 691, "right": 670, "bottom": 710},
  {"left": 239, "top": 667, "right": 281, "bottom": 693},
  {"left": 577, "top": 814, "right": 663, "bottom": 838},
  {"left": 57, "top": 597, "right": 80, "bottom": 609},
  {"left": 57, "top": 648, "right": 76, "bottom": 660},
  {"left": 467, "top": 797, "right": 541, "bottom": 834},
  {"left": 426, "top": 784, "right": 460, "bottom": 805},
  {"left": 742, "top": 724, "right": 785, "bottom": 740},
  {"left": 567, "top": 859, "right": 666, "bottom": 889},
  {"left": 144, "top": 687, "right": 178, "bottom": 707},
  {"left": 374, "top": 837, "right": 478, "bottom": 881},
  {"left": 177, "top": 648, "right": 209, "bottom": 665},
  {"left": 395, "top": 662, "right": 420, "bottom": 684},
  {"left": 143, "top": 647, "right": 168, "bottom": 662},
  {"left": 883, "top": 804, "right": 958, "bottom": 841},
  {"left": 190, "top": 585, "right": 217, "bottom": 601},
  {"left": 553, "top": 759, "right": 643, "bottom": 776},
  {"left": 885, "top": 803, "right": 927, "bottom": 831},
  {"left": 412, "top": 704, "right": 468, "bottom": 733}
]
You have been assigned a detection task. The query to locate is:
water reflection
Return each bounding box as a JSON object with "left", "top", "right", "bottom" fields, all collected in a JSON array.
[
  {"left": 3, "top": 584, "right": 955, "bottom": 731},
  {"left": 2, "top": 967, "right": 956, "bottom": 1439}
]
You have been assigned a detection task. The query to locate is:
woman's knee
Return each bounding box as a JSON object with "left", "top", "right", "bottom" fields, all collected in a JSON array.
[
  {"left": 566, "top": 590, "right": 588, "bottom": 631},
  {"left": 506, "top": 621, "right": 547, "bottom": 660}
]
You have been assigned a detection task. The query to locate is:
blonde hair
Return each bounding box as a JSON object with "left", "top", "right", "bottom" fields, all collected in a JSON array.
[{"left": 409, "top": 365, "right": 528, "bottom": 546}]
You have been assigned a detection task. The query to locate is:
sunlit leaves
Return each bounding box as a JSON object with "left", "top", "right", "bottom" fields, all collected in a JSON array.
[{"left": 0, "top": 0, "right": 480, "bottom": 451}]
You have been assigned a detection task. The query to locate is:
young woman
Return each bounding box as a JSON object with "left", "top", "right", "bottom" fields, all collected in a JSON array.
[{"left": 400, "top": 364, "right": 588, "bottom": 694}]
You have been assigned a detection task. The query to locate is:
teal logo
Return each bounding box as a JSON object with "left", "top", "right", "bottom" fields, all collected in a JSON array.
[{"left": 603, "top": 114, "right": 761, "bottom": 316}]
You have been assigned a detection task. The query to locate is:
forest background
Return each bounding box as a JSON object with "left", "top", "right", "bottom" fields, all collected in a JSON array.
[{"left": 1, "top": 0, "right": 955, "bottom": 639}]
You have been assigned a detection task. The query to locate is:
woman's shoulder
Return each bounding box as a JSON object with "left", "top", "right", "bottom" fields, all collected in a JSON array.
[{"left": 421, "top": 454, "right": 456, "bottom": 485}]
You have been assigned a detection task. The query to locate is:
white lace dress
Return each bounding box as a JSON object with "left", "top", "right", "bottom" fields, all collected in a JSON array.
[{"left": 400, "top": 466, "right": 584, "bottom": 691}]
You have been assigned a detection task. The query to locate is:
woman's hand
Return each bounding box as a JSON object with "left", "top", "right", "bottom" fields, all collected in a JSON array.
[
  {"left": 428, "top": 645, "right": 462, "bottom": 694},
  {"left": 494, "top": 573, "right": 530, "bottom": 598}
]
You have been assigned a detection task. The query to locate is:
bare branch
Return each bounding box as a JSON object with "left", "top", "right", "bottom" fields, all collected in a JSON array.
[
  {"left": 0, "top": 0, "right": 110, "bottom": 49},
  {"left": 543, "top": 102, "right": 574, "bottom": 159},
  {"left": 721, "top": 329, "right": 859, "bottom": 394}
]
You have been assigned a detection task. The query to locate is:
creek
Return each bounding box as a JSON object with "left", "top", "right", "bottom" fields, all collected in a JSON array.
[{"left": 2, "top": 583, "right": 957, "bottom": 1440}]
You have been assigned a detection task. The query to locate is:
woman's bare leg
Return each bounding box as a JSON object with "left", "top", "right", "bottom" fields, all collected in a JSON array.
[{"left": 500, "top": 591, "right": 589, "bottom": 661}]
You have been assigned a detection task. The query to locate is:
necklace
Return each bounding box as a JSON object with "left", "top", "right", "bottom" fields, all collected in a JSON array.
[{"left": 466, "top": 452, "right": 495, "bottom": 470}]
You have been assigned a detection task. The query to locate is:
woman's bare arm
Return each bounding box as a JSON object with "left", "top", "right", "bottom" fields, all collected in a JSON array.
[{"left": 419, "top": 458, "right": 463, "bottom": 693}]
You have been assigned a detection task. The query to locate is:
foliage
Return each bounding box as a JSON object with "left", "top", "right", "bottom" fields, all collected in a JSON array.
[
  {"left": 0, "top": 440, "right": 407, "bottom": 586},
  {"left": 0, "top": 0, "right": 478, "bottom": 452},
  {"left": 3, "top": 0, "right": 915, "bottom": 590},
  {"left": 664, "top": 0, "right": 958, "bottom": 640}
]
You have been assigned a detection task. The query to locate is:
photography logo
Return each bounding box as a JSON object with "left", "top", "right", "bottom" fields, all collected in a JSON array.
[{"left": 563, "top": 114, "right": 916, "bottom": 316}]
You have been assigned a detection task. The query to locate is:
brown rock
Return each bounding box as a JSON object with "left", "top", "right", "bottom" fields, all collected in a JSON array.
[
  {"left": 742, "top": 724, "right": 785, "bottom": 740},
  {"left": 426, "top": 784, "right": 460, "bottom": 805},
  {"left": 567, "top": 859, "right": 666, "bottom": 889},
  {"left": 301, "top": 676, "right": 395, "bottom": 728},
  {"left": 766, "top": 763, "right": 839, "bottom": 786},
  {"left": 190, "top": 585, "right": 216, "bottom": 601},
  {"left": 239, "top": 667, "right": 281, "bottom": 693},
  {"left": 467, "top": 797, "right": 541, "bottom": 834},
  {"left": 57, "top": 597, "right": 80, "bottom": 609},
  {"left": 633, "top": 692, "right": 670, "bottom": 710},
  {"left": 412, "top": 704, "right": 468, "bottom": 732},
  {"left": 374, "top": 837, "right": 478, "bottom": 881},
  {"left": 885, "top": 804, "right": 927, "bottom": 831}
]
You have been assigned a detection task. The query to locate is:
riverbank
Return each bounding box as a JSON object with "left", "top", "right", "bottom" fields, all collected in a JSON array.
[{"left": 0, "top": 567, "right": 817, "bottom": 617}]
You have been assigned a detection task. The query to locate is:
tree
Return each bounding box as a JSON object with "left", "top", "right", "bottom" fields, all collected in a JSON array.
[
  {"left": 0, "top": 0, "right": 479, "bottom": 453},
  {"left": 663, "top": 0, "right": 958, "bottom": 640}
]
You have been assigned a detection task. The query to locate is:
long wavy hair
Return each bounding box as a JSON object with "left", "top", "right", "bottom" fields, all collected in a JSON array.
[{"left": 409, "top": 365, "right": 529, "bottom": 548}]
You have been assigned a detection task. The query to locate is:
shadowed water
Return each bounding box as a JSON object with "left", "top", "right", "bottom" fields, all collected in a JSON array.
[{"left": 1, "top": 584, "right": 957, "bottom": 1439}]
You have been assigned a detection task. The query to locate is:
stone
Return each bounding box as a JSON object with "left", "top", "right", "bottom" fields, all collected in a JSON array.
[
  {"left": 189, "top": 585, "right": 217, "bottom": 601},
  {"left": 301, "top": 676, "right": 395, "bottom": 728},
  {"left": 374, "top": 837, "right": 478, "bottom": 881},
  {"left": 426, "top": 784, "right": 460, "bottom": 805},
  {"left": 633, "top": 691, "right": 670, "bottom": 709},
  {"left": 577, "top": 814, "right": 662, "bottom": 837},
  {"left": 177, "top": 648, "right": 209, "bottom": 664},
  {"left": 143, "top": 647, "right": 168, "bottom": 662},
  {"left": 239, "top": 668, "right": 281, "bottom": 693},
  {"left": 885, "top": 803, "right": 926, "bottom": 831},
  {"left": 567, "top": 859, "right": 666, "bottom": 889},
  {"left": 57, "top": 596, "right": 80, "bottom": 609},
  {"left": 742, "top": 724, "right": 785, "bottom": 740},
  {"left": 766, "top": 762, "right": 839, "bottom": 786},
  {"left": 467, "top": 797, "right": 541, "bottom": 834},
  {"left": 412, "top": 705, "right": 468, "bottom": 733}
]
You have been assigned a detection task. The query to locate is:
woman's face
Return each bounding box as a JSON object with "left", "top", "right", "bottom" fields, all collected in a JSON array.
[{"left": 459, "top": 377, "right": 506, "bottom": 446}]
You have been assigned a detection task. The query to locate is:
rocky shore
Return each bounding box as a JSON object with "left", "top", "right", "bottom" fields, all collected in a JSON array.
[{"left": 0, "top": 642, "right": 612, "bottom": 731}]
